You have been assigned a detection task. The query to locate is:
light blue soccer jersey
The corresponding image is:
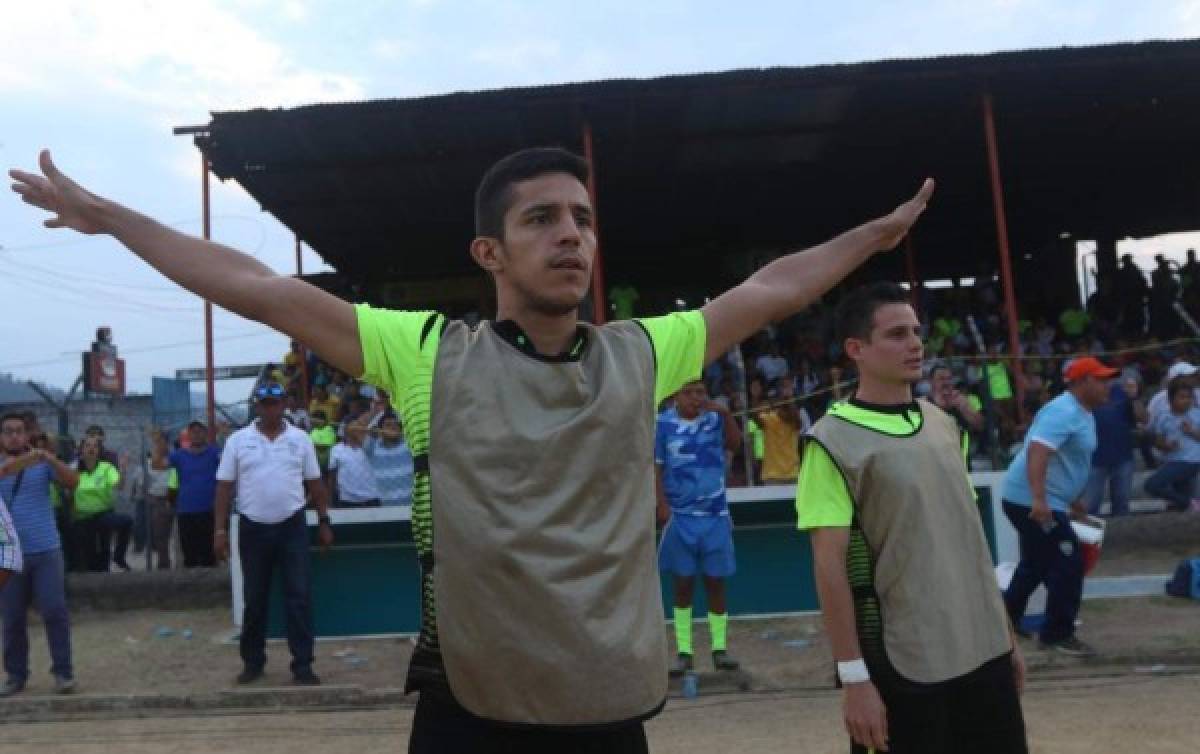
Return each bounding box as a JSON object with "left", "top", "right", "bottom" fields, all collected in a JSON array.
[
  {"left": 655, "top": 408, "right": 729, "bottom": 516},
  {"left": 1003, "top": 391, "right": 1097, "bottom": 512}
]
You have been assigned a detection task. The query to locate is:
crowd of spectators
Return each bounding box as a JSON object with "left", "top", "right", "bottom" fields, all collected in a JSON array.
[
  {"left": 263, "top": 257, "right": 1200, "bottom": 506},
  {"left": 8, "top": 254, "right": 1200, "bottom": 581},
  {"left": 266, "top": 341, "right": 414, "bottom": 510},
  {"left": 0, "top": 334, "right": 417, "bottom": 576},
  {"left": 695, "top": 253, "right": 1200, "bottom": 507}
]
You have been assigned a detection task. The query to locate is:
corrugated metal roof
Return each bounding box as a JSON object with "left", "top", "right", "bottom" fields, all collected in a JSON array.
[{"left": 196, "top": 38, "right": 1200, "bottom": 311}]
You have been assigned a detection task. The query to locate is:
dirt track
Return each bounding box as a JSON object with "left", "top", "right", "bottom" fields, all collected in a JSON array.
[{"left": 2, "top": 672, "right": 1197, "bottom": 753}]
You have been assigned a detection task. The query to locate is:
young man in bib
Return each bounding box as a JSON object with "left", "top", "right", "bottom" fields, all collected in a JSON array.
[
  {"left": 656, "top": 379, "right": 742, "bottom": 676},
  {"left": 11, "top": 148, "right": 931, "bottom": 752},
  {"left": 796, "top": 282, "right": 1027, "bottom": 754}
]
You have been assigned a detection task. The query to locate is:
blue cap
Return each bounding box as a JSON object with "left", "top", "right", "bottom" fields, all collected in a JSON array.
[{"left": 254, "top": 382, "right": 286, "bottom": 401}]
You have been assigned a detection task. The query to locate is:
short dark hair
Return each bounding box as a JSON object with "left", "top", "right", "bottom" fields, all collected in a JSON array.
[
  {"left": 85, "top": 424, "right": 105, "bottom": 436},
  {"left": 380, "top": 411, "right": 400, "bottom": 424},
  {"left": 474, "top": 147, "right": 590, "bottom": 238},
  {"left": 835, "top": 282, "right": 912, "bottom": 345},
  {"left": 0, "top": 412, "right": 25, "bottom": 429}
]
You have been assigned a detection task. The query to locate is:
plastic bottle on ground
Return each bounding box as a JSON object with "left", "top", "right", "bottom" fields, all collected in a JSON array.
[{"left": 681, "top": 671, "right": 699, "bottom": 699}]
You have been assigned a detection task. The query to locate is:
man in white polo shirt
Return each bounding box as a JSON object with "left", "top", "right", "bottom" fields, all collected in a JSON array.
[{"left": 214, "top": 382, "right": 333, "bottom": 686}]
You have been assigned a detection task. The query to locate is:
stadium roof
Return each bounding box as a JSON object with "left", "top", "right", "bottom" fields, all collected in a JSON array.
[{"left": 195, "top": 38, "right": 1200, "bottom": 307}]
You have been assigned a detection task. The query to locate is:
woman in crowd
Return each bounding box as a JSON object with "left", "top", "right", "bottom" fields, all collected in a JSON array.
[
  {"left": 72, "top": 436, "right": 132, "bottom": 572},
  {"left": 143, "top": 430, "right": 175, "bottom": 569},
  {"left": 1145, "top": 378, "right": 1200, "bottom": 512}
]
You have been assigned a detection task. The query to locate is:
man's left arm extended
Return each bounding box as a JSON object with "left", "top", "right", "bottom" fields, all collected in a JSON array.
[{"left": 700, "top": 180, "right": 934, "bottom": 364}]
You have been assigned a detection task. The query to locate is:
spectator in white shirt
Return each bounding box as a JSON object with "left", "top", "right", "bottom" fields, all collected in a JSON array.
[
  {"left": 284, "top": 392, "right": 311, "bottom": 432},
  {"left": 213, "top": 382, "right": 332, "bottom": 687},
  {"left": 329, "top": 424, "right": 381, "bottom": 507},
  {"left": 362, "top": 411, "right": 414, "bottom": 507}
]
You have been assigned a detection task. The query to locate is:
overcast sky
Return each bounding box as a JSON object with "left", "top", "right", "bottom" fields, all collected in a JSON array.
[{"left": 3, "top": 0, "right": 1199, "bottom": 401}]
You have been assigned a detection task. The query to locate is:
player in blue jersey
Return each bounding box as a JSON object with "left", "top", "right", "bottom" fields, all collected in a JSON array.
[{"left": 656, "top": 379, "right": 743, "bottom": 676}]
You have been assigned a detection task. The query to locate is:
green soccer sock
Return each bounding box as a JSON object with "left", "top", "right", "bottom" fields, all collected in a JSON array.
[
  {"left": 673, "top": 606, "right": 693, "bottom": 655},
  {"left": 709, "top": 612, "right": 729, "bottom": 652}
]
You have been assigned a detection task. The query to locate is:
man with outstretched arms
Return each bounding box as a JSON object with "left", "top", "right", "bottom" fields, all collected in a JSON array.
[{"left": 11, "top": 148, "right": 930, "bottom": 752}]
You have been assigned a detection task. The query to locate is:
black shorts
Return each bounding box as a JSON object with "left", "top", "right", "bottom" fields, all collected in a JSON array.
[
  {"left": 408, "top": 690, "right": 650, "bottom": 754},
  {"left": 851, "top": 653, "right": 1028, "bottom": 754}
]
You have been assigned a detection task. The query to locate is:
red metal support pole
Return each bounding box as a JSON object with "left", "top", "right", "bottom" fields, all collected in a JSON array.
[
  {"left": 201, "top": 153, "right": 217, "bottom": 441},
  {"left": 981, "top": 93, "right": 1026, "bottom": 421},
  {"left": 582, "top": 121, "right": 608, "bottom": 325},
  {"left": 295, "top": 235, "right": 310, "bottom": 407}
]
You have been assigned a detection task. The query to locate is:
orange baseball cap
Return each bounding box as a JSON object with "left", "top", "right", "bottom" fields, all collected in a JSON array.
[{"left": 1063, "top": 356, "right": 1119, "bottom": 382}]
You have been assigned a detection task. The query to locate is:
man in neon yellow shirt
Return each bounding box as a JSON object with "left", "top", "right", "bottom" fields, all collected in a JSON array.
[
  {"left": 308, "top": 410, "right": 337, "bottom": 479},
  {"left": 745, "top": 412, "right": 765, "bottom": 484},
  {"left": 797, "top": 283, "right": 1025, "bottom": 753},
  {"left": 985, "top": 344, "right": 1017, "bottom": 443},
  {"left": 12, "top": 146, "right": 932, "bottom": 752}
]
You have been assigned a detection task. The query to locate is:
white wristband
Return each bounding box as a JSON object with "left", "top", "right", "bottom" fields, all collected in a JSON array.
[{"left": 837, "top": 659, "right": 871, "bottom": 684}]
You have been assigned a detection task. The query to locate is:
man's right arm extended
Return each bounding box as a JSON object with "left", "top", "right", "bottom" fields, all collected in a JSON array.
[
  {"left": 11, "top": 151, "right": 362, "bottom": 376},
  {"left": 811, "top": 526, "right": 889, "bottom": 752}
]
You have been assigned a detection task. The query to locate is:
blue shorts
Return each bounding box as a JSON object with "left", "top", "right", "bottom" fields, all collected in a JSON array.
[{"left": 658, "top": 514, "right": 736, "bottom": 578}]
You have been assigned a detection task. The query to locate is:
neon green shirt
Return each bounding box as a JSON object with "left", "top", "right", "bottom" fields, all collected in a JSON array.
[
  {"left": 309, "top": 425, "right": 338, "bottom": 469},
  {"left": 1059, "top": 309, "right": 1090, "bottom": 337},
  {"left": 796, "top": 401, "right": 971, "bottom": 530},
  {"left": 356, "top": 307, "right": 706, "bottom": 412},
  {"left": 985, "top": 362, "right": 1013, "bottom": 401},
  {"left": 355, "top": 305, "right": 706, "bottom": 690},
  {"left": 933, "top": 317, "right": 962, "bottom": 339},
  {"left": 310, "top": 425, "right": 337, "bottom": 446},
  {"left": 746, "top": 419, "right": 765, "bottom": 461},
  {"left": 609, "top": 286, "right": 640, "bottom": 320},
  {"left": 74, "top": 461, "right": 120, "bottom": 518}
]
